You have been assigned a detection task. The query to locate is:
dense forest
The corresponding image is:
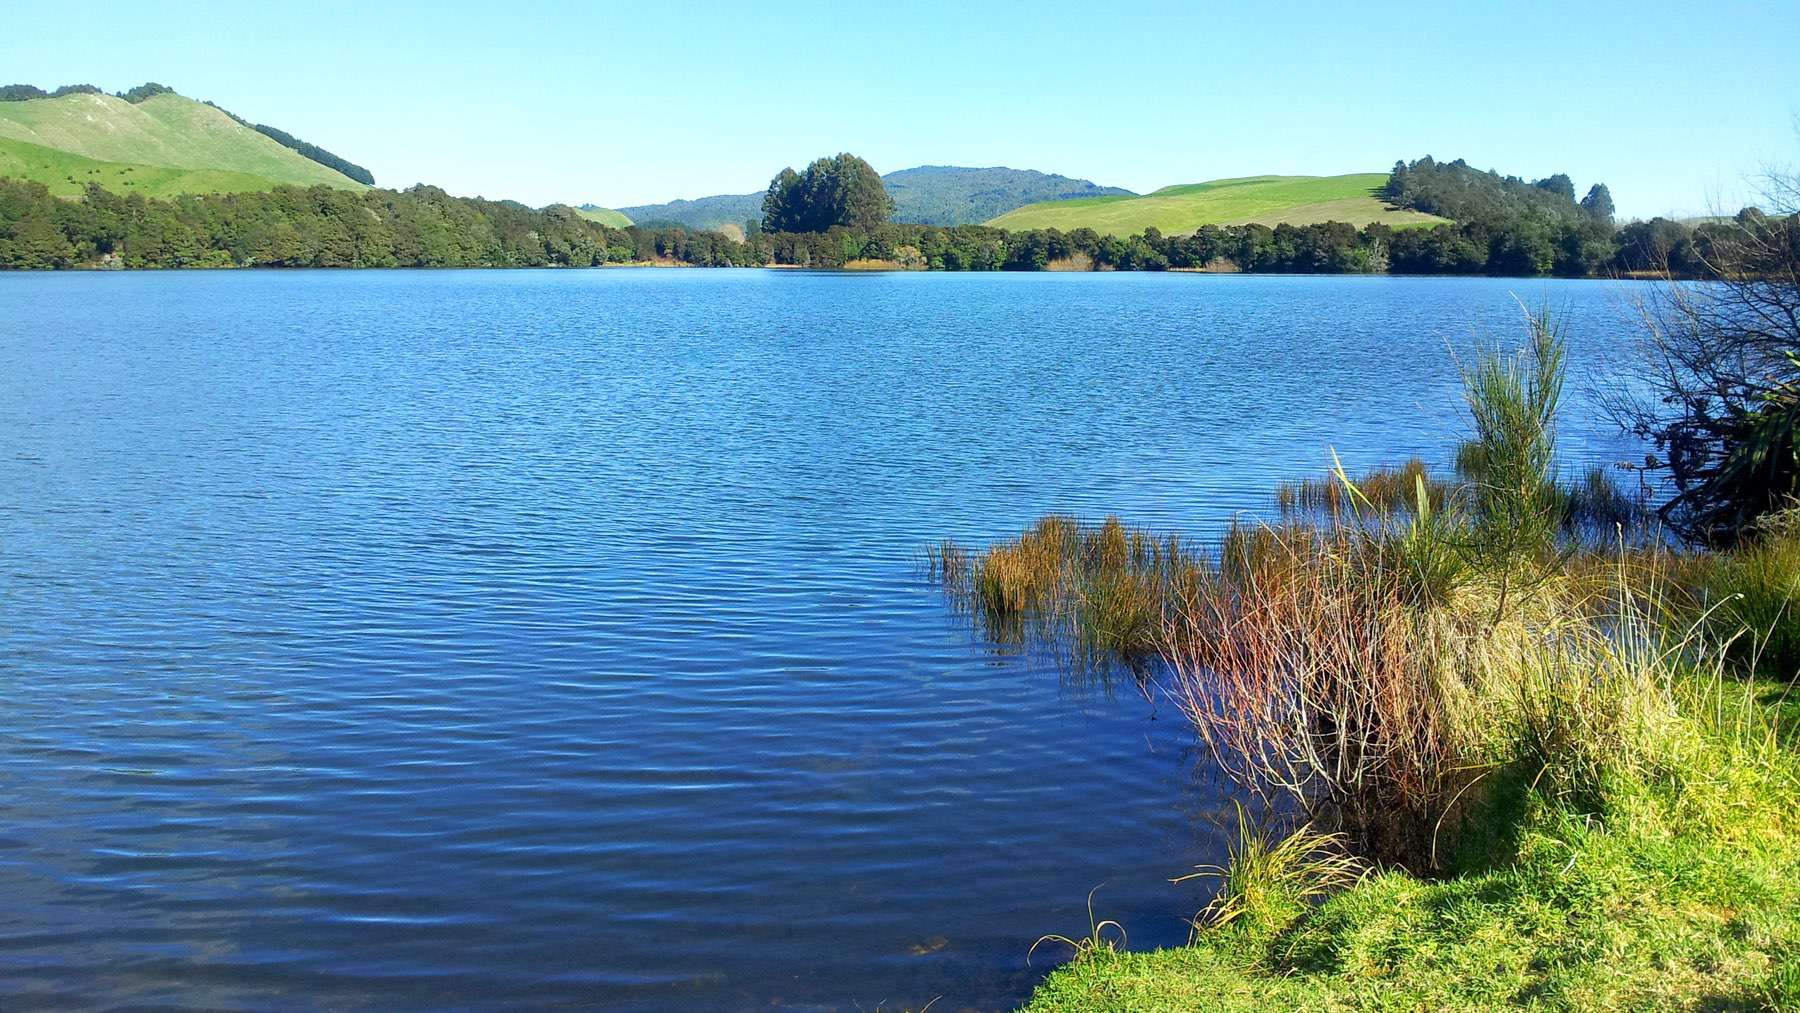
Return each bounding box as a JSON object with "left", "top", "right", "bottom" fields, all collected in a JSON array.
[{"left": 1, "top": 156, "right": 1791, "bottom": 276}]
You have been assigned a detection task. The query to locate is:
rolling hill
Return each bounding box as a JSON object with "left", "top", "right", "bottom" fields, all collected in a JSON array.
[
  {"left": 613, "top": 165, "right": 1135, "bottom": 232},
  {"left": 986, "top": 174, "right": 1448, "bottom": 236},
  {"left": 0, "top": 90, "right": 365, "bottom": 196}
]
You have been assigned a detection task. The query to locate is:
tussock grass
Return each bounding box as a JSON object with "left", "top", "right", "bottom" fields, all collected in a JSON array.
[
  {"left": 1175, "top": 805, "right": 1364, "bottom": 935},
  {"left": 1169, "top": 519, "right": 1461, "bottom": 867},
  {"left": 1689, "top": 512, "right": 1800, "bottom": 681}
]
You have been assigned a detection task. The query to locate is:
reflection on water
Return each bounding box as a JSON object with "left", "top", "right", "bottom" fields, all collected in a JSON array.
[{"left": 0, "top": 269, "right": 1645, "bottom": 1010}]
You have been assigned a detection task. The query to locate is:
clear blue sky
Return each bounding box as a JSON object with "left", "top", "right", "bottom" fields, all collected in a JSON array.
[{"left": 6, "top": 1, "right": 1796, "bottom": 218}]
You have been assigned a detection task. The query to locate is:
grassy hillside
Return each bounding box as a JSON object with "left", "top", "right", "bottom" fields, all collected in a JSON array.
[
  {"left": 987, "top": 174, "right": 1448, "bottom": 236},
  {"left": 0, "top": 136, "right": 299, "bottom": 198},
  {"left": 0, "top": 91, "right": 362, "bottom": 191},
  {"left": 575, "top": 205, "right": 632, "bottom": 228}
]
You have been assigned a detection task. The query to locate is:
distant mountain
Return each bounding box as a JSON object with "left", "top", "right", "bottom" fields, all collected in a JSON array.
[
  {"left": 611, "top": 165, "right": 1134, "bottom": 232},
  {"left": 986, "top": 174, "right": 1449, "bottom": 237},
  {"left": 883, "top": 165, "right": 1132, "bottom": 226},
  {"left": 616, "top": 192, "right": 757, "bottom": 232},
  {"left": 0, "top": 88, "right": 365, "bottom": 198}
]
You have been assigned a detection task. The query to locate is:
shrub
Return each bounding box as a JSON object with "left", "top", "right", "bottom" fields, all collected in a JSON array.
[
  {"left": 1460, "top": 306, "right": 1568, "bottom": 616},
  {"left": 1166, "top": 520, "right": 1478, "bottom": 869}
]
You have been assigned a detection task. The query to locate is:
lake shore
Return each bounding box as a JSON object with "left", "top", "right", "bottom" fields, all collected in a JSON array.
[{"left": 974, "top": 320, "right": 1800, "bottom": 1011}]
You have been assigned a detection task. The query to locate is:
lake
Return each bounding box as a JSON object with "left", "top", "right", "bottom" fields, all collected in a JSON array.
[{"left": 0, "top": 269, "right": 1648, "bottom": 1010}]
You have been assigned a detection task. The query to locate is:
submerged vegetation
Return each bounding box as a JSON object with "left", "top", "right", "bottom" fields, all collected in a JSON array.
[{"left": 929, "top": 305, "right": 1800, "bottom": 1009}]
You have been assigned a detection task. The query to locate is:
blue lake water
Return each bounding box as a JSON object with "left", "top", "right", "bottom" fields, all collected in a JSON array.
[{"left": 0, "top": 269, "right": 1648, "bottom": 1010}]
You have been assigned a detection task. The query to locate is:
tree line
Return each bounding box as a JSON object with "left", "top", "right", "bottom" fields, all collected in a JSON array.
[
  {"left": 1, "top": 165, "right": 1790, "bottom": 277},
  {"left": 1, "top": 82, "right": 177, "bottom": 103}
]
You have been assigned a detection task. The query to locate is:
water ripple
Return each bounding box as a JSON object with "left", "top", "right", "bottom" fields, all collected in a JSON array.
[{"left": 0, "top": 269, "right": 1646, "bottom": 1010}]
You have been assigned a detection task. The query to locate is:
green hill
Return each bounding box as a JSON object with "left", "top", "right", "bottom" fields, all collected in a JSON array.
[
  {"left": 0, "top": 91, "right": 364, "bottom": 194},
  {"left": 986, "top": 174, "right": 1448, "bottom": 236},
  {"left": 575, "top": 205, "right": 633, "bottom": 228}
]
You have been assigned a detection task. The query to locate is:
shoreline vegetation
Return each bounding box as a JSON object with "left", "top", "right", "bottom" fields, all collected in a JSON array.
[
  {"left": 1, "top": 153, "right": 1790, "bottom": 280},
  {"left": 918, "top": 212, "right": 1798, "bottom": 1007},
  {"left": 935, "top": 332, "right": 1800, "bottom": 1010}
]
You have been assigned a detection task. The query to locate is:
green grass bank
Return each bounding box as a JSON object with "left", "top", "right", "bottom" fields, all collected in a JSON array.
[{"left": 985, "top": 174, "right": 1449, "bottom": 237}]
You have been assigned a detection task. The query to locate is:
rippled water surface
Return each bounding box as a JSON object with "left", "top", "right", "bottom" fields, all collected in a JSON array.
[{"left": 0, "top": 270, "right": 1647, "bottom": 1010}]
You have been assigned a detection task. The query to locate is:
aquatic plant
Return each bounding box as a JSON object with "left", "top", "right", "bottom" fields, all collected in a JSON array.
[
  {"left": 930, "top": 514, "right": 1205, "bottom": 673},
  {"left": 1167, "top": 517, "right": 1480, "bottom": 868},
  {"left": 1273, "top": 457, "right": 1449, "bottom": 517}
]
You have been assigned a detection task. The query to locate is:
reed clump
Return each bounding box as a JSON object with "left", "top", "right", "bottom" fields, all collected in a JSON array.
[
  {"left": 1274, "top": 457, "right": 1449, "bottom": 517},
  {"left": 1167, "top": 313, "right": 1691, "bottom": 869},
  {"left": 931, "top": 514, "right": 1206, "bottom": 669},
  {"left": 1562, "top": 464, "right": 1653, "bottom": 536}
]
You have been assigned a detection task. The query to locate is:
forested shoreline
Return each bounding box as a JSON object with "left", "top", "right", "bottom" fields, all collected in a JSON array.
[{"left": 0, "top": 156, "right": 1790, "bottom": 277}]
